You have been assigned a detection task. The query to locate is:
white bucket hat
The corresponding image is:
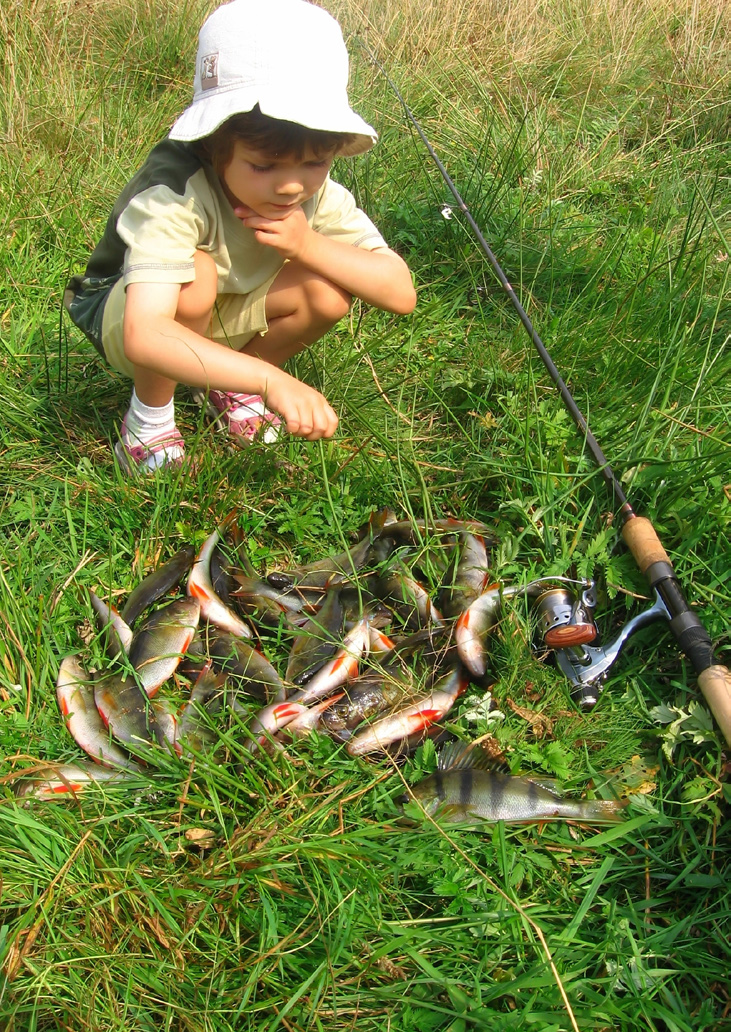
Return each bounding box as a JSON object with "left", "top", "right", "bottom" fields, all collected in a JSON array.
[{"left": 169, "top": 0, "right": 377, "bottom": 156}]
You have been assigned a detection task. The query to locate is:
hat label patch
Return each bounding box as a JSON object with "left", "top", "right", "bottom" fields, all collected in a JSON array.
[{"left": 200, "top": 53, "right": 219, "bottom": 90}]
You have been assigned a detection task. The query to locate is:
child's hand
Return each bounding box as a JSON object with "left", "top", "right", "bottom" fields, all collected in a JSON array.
[
  {"left": 263, "top": 370, "right": 338, "bottom": 440},
  {"left": 235, "top": 206, "right": 313, "bottom": 262}
]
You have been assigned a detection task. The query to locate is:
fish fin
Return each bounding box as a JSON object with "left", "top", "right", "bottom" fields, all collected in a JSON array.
[
  {"left": 437, "top": 741, "right": 507, "bottom": 774},
  {"left": 455, "top": 609, "right": 471, "bottom": 631},
  {"left": 312, "top": 691, "right": 346, "bottom": 713},
  {"left": 523, "top": 776, "right": 564, "bottom": 798},
  {"left": 188, "top": 580, "right": 208, "bottom": 601},
  {"left": 367, "top": 507, "right": 390, "bottom": 541},
  {"left": 433, "top": 802, "right": 470, "bottom": 821},
  {"left": 218, "top": 510, "right": 239, "bottom": 535}
]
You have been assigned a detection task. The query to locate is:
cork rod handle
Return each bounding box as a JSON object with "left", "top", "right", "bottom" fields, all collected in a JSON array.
[
  {"left": 621, "top": 517, "right": 731, "bottom": 746},
  {"left": 697, "top": 666, "right": 731, "bottom": 748},
  {"left": 621, "top": 516, "right": 669, "bottom": 572}
]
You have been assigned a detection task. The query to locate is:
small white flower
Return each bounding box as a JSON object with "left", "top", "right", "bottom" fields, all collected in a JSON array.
[{"left": 440, "top": 206, "right": 453, "bottom": 220}]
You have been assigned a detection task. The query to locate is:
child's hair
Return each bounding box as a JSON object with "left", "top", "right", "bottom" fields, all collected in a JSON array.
[{"left": 194, "top": 105, "right": 358, "bottom": 174}]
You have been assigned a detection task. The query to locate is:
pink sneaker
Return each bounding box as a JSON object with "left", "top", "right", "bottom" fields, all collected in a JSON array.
[
  {"left": 192, "top": 389, "right": 282, "bottom": 445},
  {"left": 113, "top": 418, "right": 185, "bottom": 473}
]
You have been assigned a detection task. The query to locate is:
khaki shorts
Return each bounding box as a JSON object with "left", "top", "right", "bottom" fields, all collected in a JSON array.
[{"left": 100, "top": 272, "right": 278, "bottom": 378}]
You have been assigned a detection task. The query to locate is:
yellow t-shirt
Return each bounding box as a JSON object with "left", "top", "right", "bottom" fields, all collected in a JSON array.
[{"left": 66, "top": 138, "right": 387, "bottom": 354}]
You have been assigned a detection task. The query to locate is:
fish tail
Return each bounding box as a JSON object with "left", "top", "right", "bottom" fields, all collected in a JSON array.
[{"left": 578, "top": 798, "right": 626, "bottom": 823}]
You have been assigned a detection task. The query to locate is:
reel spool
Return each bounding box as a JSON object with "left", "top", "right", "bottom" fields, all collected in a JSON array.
[
  {"left": 532, "top": 584, "right": 598, "bottom": 649},
  {"left": 527, "top": 577, "right": 670, "bottom": 710}
]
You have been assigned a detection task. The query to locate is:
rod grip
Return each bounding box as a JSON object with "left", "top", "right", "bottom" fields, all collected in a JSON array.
[
  {"left": 697, "top": 666, "right": 731, "bottom": 747},
  {"left": 622, "top": 517, "right": 731, "bottom": 746},
  {"left": 621, "top": 516, "right": 669, "bottom": 572}
]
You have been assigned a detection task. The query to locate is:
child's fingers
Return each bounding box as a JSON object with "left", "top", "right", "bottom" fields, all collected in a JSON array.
[
  {"left": 288, "top": 408, "right": 338, "bottom": 440},
  {"left": 285, "top": 399, "right": 338, "bottom": 440},
  {"left": 264, "top": 374, "right": 337, "bottom": 440}
]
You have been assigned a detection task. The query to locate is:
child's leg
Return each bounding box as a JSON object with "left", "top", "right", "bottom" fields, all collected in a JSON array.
[
  {"left": 130, "top": 250, "right": 218, "bottom": 406},
  {"left": 115, "top": 250, "right": 218, "bottom": 470},
  {"left": 240, "top": 261, "right": 351, "bottom": 366}
]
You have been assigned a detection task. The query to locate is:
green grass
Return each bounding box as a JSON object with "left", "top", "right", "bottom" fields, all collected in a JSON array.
[{"left": 1, "top": 1, "right": 730, "bottom": 1029}]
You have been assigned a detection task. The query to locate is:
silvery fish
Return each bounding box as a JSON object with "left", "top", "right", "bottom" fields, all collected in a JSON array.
[
  {"left": 289, "top": 617, "right": 372, "bottom": 705},
  {"left": 378, "top": 626, "right": 453, "bottom": 676},
  {"left": 373, "top": 564, "right": 444, "bottom": 629},
  {"left": 56, "top": 656, "right": 138, "bottom": 770},
  {"left": 454, "top": 584, "right": 527, "bottom": 677},
  {"left": 120, "top": 545, "right": 196, "bottom": 626},
  {"left": 409, "top": 743, "right": 624, "bottom": 825},
  {"left": 346, "top": 665, "right": 468, "bottom": 756},
  {"left": 440, "top": 532, "right": 491, "bottom": 618},
  {"left": 375, "top": 517, "right": 496, "bottom": 546},
  {"left": 244, "top": 700, "right": 310, "bottom": 754},
  {"left": 319, "top": 663, "right": 413, "bottom": 738},
  {"left": 88, "top": 589, "right": 133, "bottom": 660},
  {"left": 208, "top": 632, "right": 286, "bottom": 703},
  {"left": 128, "top": 597, "right": 200, "bottom": 696},
  {"left": 177, "top": 667, "right": 246, "bottom": 754},
  {"left": 285, "top": 587, "right": 345, "bottom": 685},
  {"left": 321, "top": 627, "right": 450, "bottom": 738},
  {"left": 14, "top": 762, "right": 133, "bottom": 800},
  {"left": 150, "top": 697, "right": 181, "bottom": 756},
  {"left": 268, "top": 509, "right": 390, "bottom": 590},
  {"left": 187, "top": 516, "right": 254, "bottom": 639},
  {"left": 209, "top": 543, "right": 235, "bottom": 605},
  {"left": 229, "top": 571, "right": 309, "bottom": 623},
  {"left": 276, "top": 692, "right": 345, "bottom": 739},
  {"left": 93, "top": 671, "right": 166, "bottom": 750}
]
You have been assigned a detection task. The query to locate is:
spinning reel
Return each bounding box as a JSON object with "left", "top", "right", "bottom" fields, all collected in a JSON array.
[{"left": 519, "top": 577, "right": 671, "bottom": 709}]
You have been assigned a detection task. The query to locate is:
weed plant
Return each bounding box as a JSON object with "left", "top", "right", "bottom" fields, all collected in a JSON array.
[{"left": 0, "top": 1, "right": 729, "bottom": 1029}]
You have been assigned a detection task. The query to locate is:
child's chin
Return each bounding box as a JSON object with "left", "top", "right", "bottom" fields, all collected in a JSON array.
[{"left": 267, "top": 204, "right": 299, "bottom": 217}]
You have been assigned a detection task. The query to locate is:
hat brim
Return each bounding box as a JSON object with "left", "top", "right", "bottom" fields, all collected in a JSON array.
[{"left": 169, "top": 88, "right": 377, "bottom": 157}]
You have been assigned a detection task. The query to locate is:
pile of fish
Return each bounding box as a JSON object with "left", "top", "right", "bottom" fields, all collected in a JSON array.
[{"left": 16, "top": 509, "right": 624, "bottom": 825}]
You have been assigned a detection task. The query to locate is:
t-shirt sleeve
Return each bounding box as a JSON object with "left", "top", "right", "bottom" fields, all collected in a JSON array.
[
  {"left": 116, "top": 183, "right": 208, "bottom": 286},
  {"left": 311, "top": 178, "right": 388, "bottom": 251}
]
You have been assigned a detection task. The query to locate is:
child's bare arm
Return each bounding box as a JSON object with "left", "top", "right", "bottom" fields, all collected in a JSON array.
[
  {"left": 237, "top": 207, "right": 417, "bottom": 314},
  {"left": 123, "top": 282, "right": 338, "bottom": 439}
]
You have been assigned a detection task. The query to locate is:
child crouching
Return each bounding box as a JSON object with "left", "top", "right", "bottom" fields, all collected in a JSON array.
[{"left": 65, "top": 0, "right": 415, "bottom": 472}]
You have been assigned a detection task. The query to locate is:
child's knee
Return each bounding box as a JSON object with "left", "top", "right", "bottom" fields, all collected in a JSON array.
[
  {"left": 176, "top": 249, "right": 218, "bottom": 326},
  {"left": 306, "top": 276, "right": 352, "bottom": 326}
]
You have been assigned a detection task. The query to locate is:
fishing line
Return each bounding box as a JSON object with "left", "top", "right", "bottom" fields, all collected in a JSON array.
[{"left": 358, "top": 40, "right": 731, "bottom": 744}]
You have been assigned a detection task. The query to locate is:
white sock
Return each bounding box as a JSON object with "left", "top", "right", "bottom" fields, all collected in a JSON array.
[
  {"left": 126, "top": 390, "right": 175, "bottom": 435},
  {"left": 122, "top": 391, "right": 184, "bottom": 470}
]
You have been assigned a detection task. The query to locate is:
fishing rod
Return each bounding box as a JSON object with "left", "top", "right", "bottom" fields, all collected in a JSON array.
[{"left": 364, "top": 45, "right": 731, "bottom": 745}]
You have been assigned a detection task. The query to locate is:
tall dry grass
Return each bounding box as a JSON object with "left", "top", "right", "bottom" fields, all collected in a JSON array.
[
  {"left": 1, "top": 0, "right": 727, "bottom": 181},
  {"left": 333, "top": 0, "right": 729, "bottom": 86},
  {"left": 0, "top": 0, "right": 207, "bottom": 152},
  {"left": 2, "top": 0, "right": 728, "bottom": 141}
]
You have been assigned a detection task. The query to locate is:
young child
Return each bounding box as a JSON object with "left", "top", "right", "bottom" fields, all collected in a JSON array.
[{"left": 65, "top": 0, "right": 416, "bottom": 472}]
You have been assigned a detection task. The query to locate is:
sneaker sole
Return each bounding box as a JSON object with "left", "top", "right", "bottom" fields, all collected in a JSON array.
[{"left": 113, "top": 439, "right": 185, "bottom": 475}]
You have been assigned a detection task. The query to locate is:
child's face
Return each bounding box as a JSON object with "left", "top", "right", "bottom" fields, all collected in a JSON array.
[{"left": 220, "top": 140, "right": 334, "bottom": 218}]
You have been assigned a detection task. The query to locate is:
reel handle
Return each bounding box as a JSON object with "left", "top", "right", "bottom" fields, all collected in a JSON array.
[
  {"left": 544, "top": 624, "right": 597, "bottom": 648},
  {"left": 622, "top": 516, "right": 731, "bottom": 746}
]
